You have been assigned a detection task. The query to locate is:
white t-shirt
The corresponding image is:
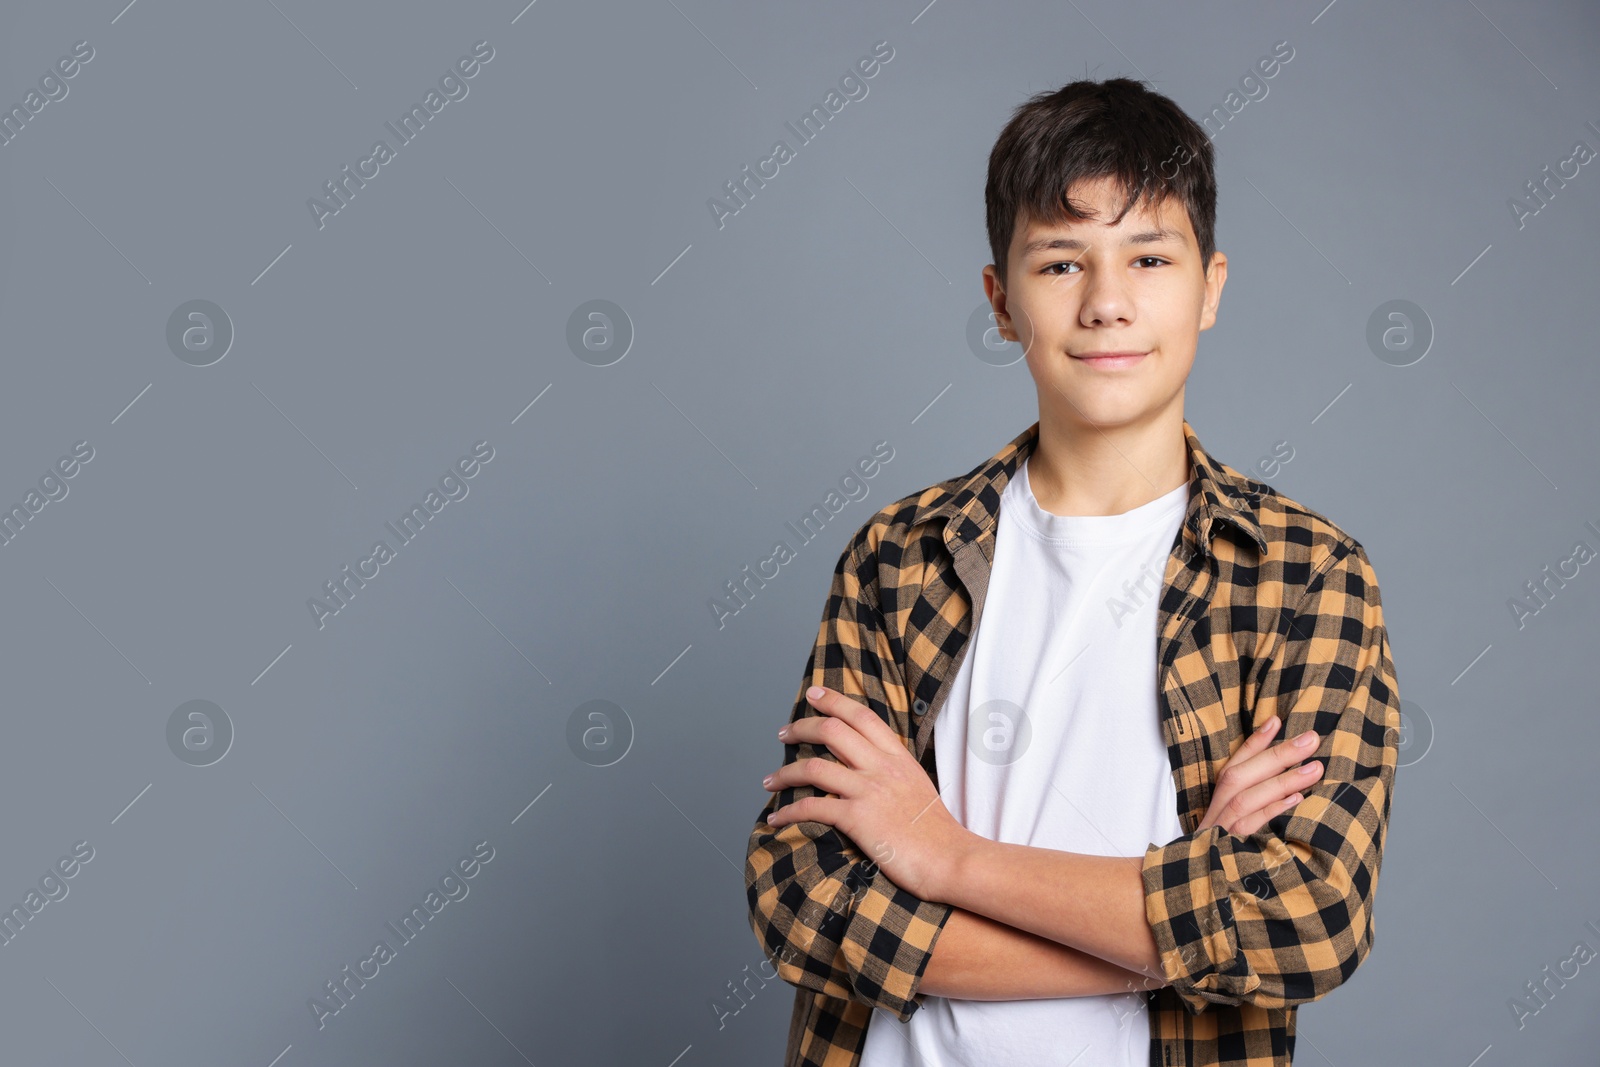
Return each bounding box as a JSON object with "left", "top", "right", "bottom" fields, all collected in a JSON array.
[{"left": 859, "top": 455, "right": 1189, "bottom": 1067}]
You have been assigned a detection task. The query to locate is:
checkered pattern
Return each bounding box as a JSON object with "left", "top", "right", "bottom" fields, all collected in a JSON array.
[{"left": 744, "top": 419, "right": 1401, "bottom": 1067}]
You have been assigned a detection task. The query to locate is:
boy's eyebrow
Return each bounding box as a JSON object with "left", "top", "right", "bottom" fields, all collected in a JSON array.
[{"left": 1020, "top": 227, "right": 1186, "bottom": 256}]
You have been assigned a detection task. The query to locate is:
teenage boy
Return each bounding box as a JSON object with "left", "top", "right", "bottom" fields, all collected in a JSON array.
[{"left": 744, "top": 77, "right": 1400, "bottom": 1067}]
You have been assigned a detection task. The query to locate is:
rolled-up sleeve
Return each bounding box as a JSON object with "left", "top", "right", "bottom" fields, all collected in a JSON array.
[
  {"left": 1141, "top": 540, "right": 1401, "bottom": 1014},
  {"left": 744, "top": 526, "right": 954, "bottom": 1022}
]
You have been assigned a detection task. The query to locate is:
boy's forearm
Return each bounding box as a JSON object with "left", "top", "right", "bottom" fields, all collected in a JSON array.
[
  {"left": 938, "top": 836, "right": 1167, "bottom": 984},
  {"left": 919, "top": 905, "right": 1166, "bottom": 1001}
]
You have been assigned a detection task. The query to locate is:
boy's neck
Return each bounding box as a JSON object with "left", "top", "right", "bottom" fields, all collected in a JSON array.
[{"left": 1025, "top": 404, "right": 1191, "bottom": 518}]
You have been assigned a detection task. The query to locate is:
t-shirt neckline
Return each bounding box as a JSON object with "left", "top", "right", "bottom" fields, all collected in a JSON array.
[{"left": 1008, "top": 455, "right": 1190, "bottom": 546}]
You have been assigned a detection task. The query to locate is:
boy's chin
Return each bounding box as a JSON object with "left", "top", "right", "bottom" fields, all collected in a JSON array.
[{"left": 1041, "top": 396, "right": 1175, "bottom": 432}]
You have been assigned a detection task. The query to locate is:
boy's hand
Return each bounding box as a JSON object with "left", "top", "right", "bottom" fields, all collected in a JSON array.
[
  {"left": 762, "top": 686, "right": 974, "bottom": 902},
  {"left": 761, "top": 692, "right": 1321, "bottom": 898},
  {"left": 1195, "top": 714, "right": 1324, "bottom": 837}
]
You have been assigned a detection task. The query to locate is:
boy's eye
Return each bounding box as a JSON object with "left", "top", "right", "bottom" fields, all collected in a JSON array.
[{"left": 1041, "top": 256, "right": 1168, "bottom": 275}]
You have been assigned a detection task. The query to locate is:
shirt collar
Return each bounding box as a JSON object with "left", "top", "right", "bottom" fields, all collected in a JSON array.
[{"left": 928, "top": 418, "right": 1269, "bottom": 560}]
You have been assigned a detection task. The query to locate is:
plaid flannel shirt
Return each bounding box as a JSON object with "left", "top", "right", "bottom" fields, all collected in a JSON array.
[{"left": 744, "top": 418, "right": 1401, "bottom": 1066}]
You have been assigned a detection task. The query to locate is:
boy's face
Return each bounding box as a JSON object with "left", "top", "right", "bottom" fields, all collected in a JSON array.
[{"left": 983, "top": 175, "right": 1227, "bottom": 435}]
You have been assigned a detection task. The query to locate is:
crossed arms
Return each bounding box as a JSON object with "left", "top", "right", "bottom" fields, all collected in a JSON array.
[
  {"left": 743, "top": 532, "right": 1400, "bottom": 1019},
  {"left": 761, "top": 684, "right": 1333, "bottom": 1004}
]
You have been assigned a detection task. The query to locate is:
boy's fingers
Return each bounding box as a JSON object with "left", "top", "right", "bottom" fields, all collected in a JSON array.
[
  {"left": 779, "top": 714, "right": 876, "bottom": 769},
  {"left": 1242, "top": 715, "right": 1280, "bottom": 752},
  {"left": 1221, "top": 716, "right": 1282, "bottom": 775},
  {"left": 1228, "top": 792, "right": 1304, "bottom": 839},
  {"left": 1267, "top": 730, "right": 1321, "bottom": 769},
  {"left": 1232, "top": 760, "right": 1321, "bottom": 818},
  {"left": 1228, "top": 810, "right": 1264, "bottom": 838},
  {"left": 804, "top": 686, "right": 905, "bottom": 756},
  {"left": 765, "top": 755, "right": 854, "bottom": 797},
  {"left": 1202, "top": 719, "right": 1316, "bottom": 833},
  {"left": 1222, "top": 717, "right": 1277, "bottom": 772},
  {"left": 1230, "top": 727, "right": 1321, "bottom": 787}
]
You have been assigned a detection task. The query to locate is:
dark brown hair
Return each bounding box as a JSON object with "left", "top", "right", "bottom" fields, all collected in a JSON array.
[{"left": 985, "top": 77, "right": 1217, "bottom": 287}]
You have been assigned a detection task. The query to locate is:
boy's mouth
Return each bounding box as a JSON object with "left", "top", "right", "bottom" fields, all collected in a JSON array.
[{"left": 1070, "top": 350, "right": 1148, "bottom": 368}]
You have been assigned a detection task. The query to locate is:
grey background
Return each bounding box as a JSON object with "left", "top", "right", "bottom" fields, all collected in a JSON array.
[{"left": 0, "top": 0, "right": 1595, "bottom": 1064}]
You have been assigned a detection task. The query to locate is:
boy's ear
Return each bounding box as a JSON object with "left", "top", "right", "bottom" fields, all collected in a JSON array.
[
  {"left": 981, "top": 263, "right": 1013, "bottom": 341},
  {"left": 1199, "top": 251, "right": 1228, "bottom": 331}
]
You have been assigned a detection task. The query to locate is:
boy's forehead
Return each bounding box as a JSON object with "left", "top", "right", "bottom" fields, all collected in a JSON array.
[{"left": 1014, "top": 189, "right": 1194, "bottom": 251}]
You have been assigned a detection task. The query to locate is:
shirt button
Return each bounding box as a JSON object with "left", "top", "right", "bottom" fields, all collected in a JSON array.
[{"left": 913, "top": 699, "right": 929, "bottom": 715}]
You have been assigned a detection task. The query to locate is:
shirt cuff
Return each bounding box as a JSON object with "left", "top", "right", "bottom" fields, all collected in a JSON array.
[
  {"left": 838, "top": 864, "right": 954, "bottom": 1022},
  {"left": 1142, "top": 826, "right": 1263, "bottom": 1014}
]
